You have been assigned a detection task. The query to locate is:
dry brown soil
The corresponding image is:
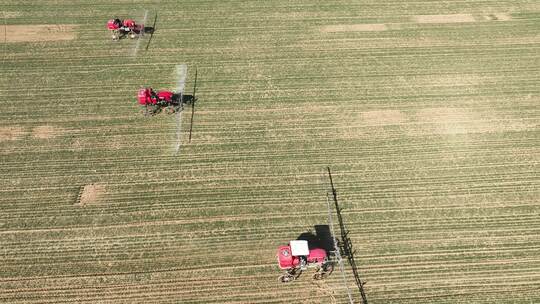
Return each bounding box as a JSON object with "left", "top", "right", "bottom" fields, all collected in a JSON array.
[
  {"left": 77, "top": 184, "right": 105, "bottom": 206},
  {"left": 32, "top": 125, "right": 62, "bottom": 139},
  {"left": 414, "top": 107, "right": 532, "bottom": 135},
  {"left": 3, "top": 24, "right": 76, "bottom": 43},
  {"left": 360, "top": 110, "right": 406, "bottom": 126},
  {"left": 485, "top": 13, "right": 512, "bottom": 21},
  {"left": 0, "top": 126, "right": 26, "bottom": 141},
  {"left": 321, "top": 24, "right": 388, "bottom": 32}
]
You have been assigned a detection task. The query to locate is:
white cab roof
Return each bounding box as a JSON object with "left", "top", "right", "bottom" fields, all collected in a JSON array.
[{"left": 290, "top": 240, "right": 309, "bottom": 256}]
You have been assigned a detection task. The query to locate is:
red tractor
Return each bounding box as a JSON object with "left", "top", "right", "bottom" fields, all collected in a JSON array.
[
  {"left": 277, "top": 240, "right": 334, "bottom": 282},
  {"left": 107, "top": 18, "right": 144, "bottom": 40},
  {"left": 138, "top": 87, "right": 183, "bottom": 116}
]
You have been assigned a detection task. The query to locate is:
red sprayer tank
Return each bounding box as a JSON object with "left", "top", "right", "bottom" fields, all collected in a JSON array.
[
  {"left": 123, "top": 19, "right": 136, "bottom": 28},
  {"left": 307, "top": 248, "right": 327, "bottom": 264},
  {"left": 276, "top": 240, "right": 333, "bottom": 283},
  {"left": 157, "top": 91, "right": 174, "bottom": 102},
  {"left": 138, "top": 88, "right": 151, "bottom": 105},
  {"left": 107, "top": 19, "right": 120, "bottom": 30}
]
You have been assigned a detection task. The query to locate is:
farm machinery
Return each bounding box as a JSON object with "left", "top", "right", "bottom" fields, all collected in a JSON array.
[
  {"left": 107, "top": 18, "right": 144, "bottom": 40},
  {"left": 277, "top": 239, "right": 335, "bottom": 283},
  {"left": 138, "top": 87, "right": 187, "bottom": 116},
  {"left": 138, "top": 64, "right": 195, "bottom": 116}
]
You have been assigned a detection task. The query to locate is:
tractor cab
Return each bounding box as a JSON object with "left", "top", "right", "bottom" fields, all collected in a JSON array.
[
  {"left": 277, "top": 240, "right": 326, "bottom": 270},
  {"left": 277, "top": 239, "right": 332, "bottom": 283},
  {"left": 290, "top": 240, "right": 309, "bottom": 270},
  {"left": 107, "top": 19, "right": 121, "bottom": 30},
  {"left": 122, "top": 19, "right": 136, "bottom": 30},
  {"left": 137, "top": 87, "right": 182, "bottom": 116},
  {"left": 138, "top": 88, "right": 157, "bottom": 105},
  {"left": 107, "top": 17, "right": 143, "bottom": 40},
  {"left": 156, "top": 91, "right": 174, "bottom": 102}
]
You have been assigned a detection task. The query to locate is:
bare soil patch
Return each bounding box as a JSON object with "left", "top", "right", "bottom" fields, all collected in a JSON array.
[
  {"left": 76, "top": 184, "right": 105, "bottom": 206},
  {"left": 416, "top": 107, "right": 485, "bottom": 134},
  {"left": 413, "top": 107, "right": 532, "bottom": 135},
  {"left": 414, "top": 14, "right": 476, "bottom": 24},
  {"left": 32, "top": 125, "right": 62, "bottom": 139},
  {"left": 483, "top": 13, "right": 512, "bottom": 21},
  {"left": 321, "top": 24, "right": 388, "bottom": 32},
  {"left": 360, "top": 110, "right": 406, "bottom": 126},
  {"left": 4, "top": 24, "right": 76, "bottom": 43},
  {"left": 0, "top": 126, "right": 26, "bottom": 141}
]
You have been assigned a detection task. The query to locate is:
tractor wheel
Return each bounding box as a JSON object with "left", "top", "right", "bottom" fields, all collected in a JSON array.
[
  {"left": 278, "top": 274, "right": 295, "bottom": 283},
  {"left": 111, "top": 30, "right": 120, "bottom": 41},
  {"left": 129, "top": 32, "right": 136, "bottom": 39},
  {"left": 165, "top": 107, "right": 175, "bottom": 114},
  {"left": 324, "top": 262, "right": 335, "bottom": 275},
  {"left": 144, "top": 105, "right": 160, "bottom": 116},
  {"left": 313, "top": 272, "right": 323, "bottom": 280},
  {"left": 313, "top": 264, "right": 333, "bottom": 280},
  {"left": 314, "top": 263, "right": 335, "bottom": 280},
  {"left": 140, "top": 105, "right": 153, "bottom": 116}
]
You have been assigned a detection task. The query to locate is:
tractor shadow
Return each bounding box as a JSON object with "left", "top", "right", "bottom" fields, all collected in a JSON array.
[
  {"left": 181, "top": 94, "right": 197, "bottom": 105},
  {"left": 171, "top": 94, "right": 196, "bottom": 106},
  {"left": 144, "top": 12, "right": 158, "bottom": 51},
  {"left": 143, "top": 26, "right": 155, "bottom": 34},
  {"left": 296, "top": 225, "right": 335, "bottom": 254}
]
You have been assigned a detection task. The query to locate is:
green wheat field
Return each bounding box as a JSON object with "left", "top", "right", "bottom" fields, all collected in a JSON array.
[{"left": 1, "top": 1, "right": 539, "bottom": 303}]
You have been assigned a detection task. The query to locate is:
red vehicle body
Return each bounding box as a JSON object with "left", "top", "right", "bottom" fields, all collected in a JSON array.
[
  {"left": 107, "top": 19, "right": 120, "bottom": 30},
  {"left": 107, "top": 18, "right": 144, "bottom": 40},
  {"left": 138, "top": 88, "right": 181, "bottom": 115},
  {"left": 138, "top": 88, "right": 174, "bottom": 105},
  {"left": 276, "top": 240, "right": 333, "bottom": 283},
  {"left": 277, "top": 245, "right": 327, "bottom": 269},
  {"left": 123, "top": 19, "right": 136, "bottom": 28}
]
